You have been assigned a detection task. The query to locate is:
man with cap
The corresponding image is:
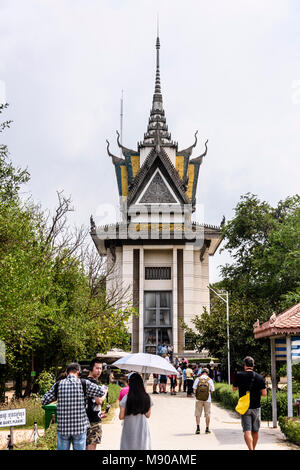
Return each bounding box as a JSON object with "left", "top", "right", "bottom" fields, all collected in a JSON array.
[
  {"left": 232, "top": 356, "right": 267, "bottom": 450},
  {"left": 193, "top": 368, "right": 214, "bottom": 434}
]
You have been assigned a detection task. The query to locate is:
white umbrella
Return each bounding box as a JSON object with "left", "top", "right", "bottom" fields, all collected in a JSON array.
[{"left": 111, "top": 353, "right": 179, "bottom": 376}]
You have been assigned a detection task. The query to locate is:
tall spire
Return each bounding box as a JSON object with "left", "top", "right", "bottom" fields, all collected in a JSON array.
[
  {"left": 154, "top": 35, "right": 161, "bottom": 95},
  {"left": 140, "top": 30, "right": 175, "bottom": 148},
  {"left": 154, "top": 13, "right": 161, "bottom": 95}
]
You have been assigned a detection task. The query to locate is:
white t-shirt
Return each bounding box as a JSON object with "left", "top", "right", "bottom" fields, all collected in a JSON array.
[{"left": 193, "top": 374, "right": 215, "bottom": 403}]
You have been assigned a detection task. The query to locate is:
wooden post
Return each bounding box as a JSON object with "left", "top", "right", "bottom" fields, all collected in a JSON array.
[
  {"left": 270, "top": 337, "right": 277, "bottom": 427},
  {"left": 286, "top": 335, "right": 293, "bottom": 417},
  {"left": 8, "top": 426, "right": 14, "bottom": 450}
]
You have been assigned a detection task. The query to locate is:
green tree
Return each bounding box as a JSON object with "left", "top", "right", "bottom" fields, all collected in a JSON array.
[
  {"left": 220, "top": 193, "right": 300, "bottom": 308},
  {"left": 0, "top": 107, "right": 136, "bottom": 398},
  {"left": 182, "top": 193, "right": 300, "bottom": 380},
  {"left": 0, "top": 103, "right": 29, "bottom": 204},
  {"left": 181, "top": 294, "right": 271, "bottom": 375}
]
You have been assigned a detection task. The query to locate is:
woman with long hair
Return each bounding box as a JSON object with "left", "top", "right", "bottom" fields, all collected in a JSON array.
[{"left": 119, "top": 372, "right": 153, "bottom": 450}]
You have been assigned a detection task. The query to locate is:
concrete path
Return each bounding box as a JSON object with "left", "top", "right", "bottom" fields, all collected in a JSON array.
[{"left": 98, "top": 388, "right": 296, "bottom": 451}]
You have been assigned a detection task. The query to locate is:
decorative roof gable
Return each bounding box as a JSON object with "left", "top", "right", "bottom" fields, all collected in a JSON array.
[
  {"left": 127, "top": 147, "right": 191, "bottom": 206},
  {"left": 138, "top": 170, "right": 177, "bottom": 204}
]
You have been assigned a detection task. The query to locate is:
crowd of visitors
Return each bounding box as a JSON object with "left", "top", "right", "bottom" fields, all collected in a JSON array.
[
  {"left": 41, "top": 353, "right": 266, "bottom": 451},
  {"left": 154, "top": 345, "right": 223, "bottom": 398}
]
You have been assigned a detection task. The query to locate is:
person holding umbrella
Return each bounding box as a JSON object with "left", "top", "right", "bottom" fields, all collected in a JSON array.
[{"left": 119, "top": 372, "right": 153, "bottom": 450}]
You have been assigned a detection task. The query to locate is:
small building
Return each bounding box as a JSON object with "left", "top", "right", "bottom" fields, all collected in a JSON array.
[
  {"left": 91, "top": 34, "right": 222, "bottom": 355},
  {"left": 254, "top": 302, "right": 300, "bottom": 426}
]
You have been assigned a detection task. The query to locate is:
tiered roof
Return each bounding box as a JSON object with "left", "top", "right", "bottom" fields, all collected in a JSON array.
[{"left": 106, "top": 34, "right": 208, "bottom": 208}]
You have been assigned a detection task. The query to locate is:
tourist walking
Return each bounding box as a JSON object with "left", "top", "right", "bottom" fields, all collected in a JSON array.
[
  {"left": 168, "top": 344, "right": 174, "bottom": 362},
  {"left": 85, "top": 358, "right": 108, "bottom": 451},
  {"left": 177, "top": 365, "right": 183, "bottom": 392},
  {"left": 159, "top": 374, "right": 167, "bottom": 393},
  {"left": 119, "top": 372, "right": 153, "bottom": 450},
  {"left": 193, "top": 367, "right": 214, "bottom": 434},
  {"left": 182, "top": 364, "right": 187, "bottom": 392},
  {"left": 186, "top": 364, "right": 194, "bottom": 397},
  {"left": 232, "top": 356, "right": 267, "bottom": 450},
  {"left": 216, "top": 365, "right": 222, "bottom": 383},
  {"left": 41, "top": 362, "right": 106, "bottom": 450},
  {"left": 118, "top": 375, "right": 130, "bottom": 402},
  {"left": 173, "top": 355, "right": 179, "bottom": 368},
  {"left": 169, "top": 374, "right": 177, "bottom": 395},
  {"left": 152, "top": 374, "right": 159, "bottom": 394}
]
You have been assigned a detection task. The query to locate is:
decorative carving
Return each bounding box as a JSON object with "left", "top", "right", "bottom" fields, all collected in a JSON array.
[
  {"left": 190, "top": 139, "right": 208, "bottom": 163},
  {"left": 106, "top": 139, "right": 124, "bottom": 165},
  {"left": 116, "top": 130, "right": 137, "bottom": 156},
  {"left": 269, "top": 313, "right": 277, "bottom": 324},
  {"left": 177, "top": 130, "right": 198, "bottom": 157},
  {"left": 139, "top": 172, "right": 176, "bottom": 203},
  {"left": 90, "top": 215, "right": 96, "bottom": 232}
]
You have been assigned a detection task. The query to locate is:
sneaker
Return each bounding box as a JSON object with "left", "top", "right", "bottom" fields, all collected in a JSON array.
[
  {"left": 195, "top": 428, "right": 200, "bottom": 435},
  {"left": 205, "top": 428, "right": 211, "bottom": 434}
]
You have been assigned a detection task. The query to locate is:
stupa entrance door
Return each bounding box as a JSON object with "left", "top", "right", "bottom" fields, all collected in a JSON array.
[{"left": 144, "top": 291, "right": 173, "bottom": 354}]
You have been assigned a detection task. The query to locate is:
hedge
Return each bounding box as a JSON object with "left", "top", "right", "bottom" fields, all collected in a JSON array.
[
  {"left": 213, "top": 383, "right": 300, "bottom": 421},
  {"left": 278, "top": 417, "right": 300, "bottom": 446}
]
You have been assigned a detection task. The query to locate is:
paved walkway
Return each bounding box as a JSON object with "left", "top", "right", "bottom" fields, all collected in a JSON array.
[{"left": 98, "top": 386, "right": 296, "bottom": 451}]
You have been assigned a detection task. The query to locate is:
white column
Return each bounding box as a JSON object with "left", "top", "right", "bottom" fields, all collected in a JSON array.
[
  {"left": 183, "top": 245, "right": 194, "bottom": 331},
  {"left": 270, "top": 338, "right": 278, "bottom": 427},
  {"left": 286, "top": 335, "right": 293, "bottom": 417},
  {"left": 139, "top": 247, "right": 144, "bottom": 353},
  {"left": 172, "top": 247, "right": 178, "bottom": 354}
]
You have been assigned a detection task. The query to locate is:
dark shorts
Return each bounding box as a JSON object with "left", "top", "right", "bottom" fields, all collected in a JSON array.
[
  {"left": 241, "top": 408, "right": 261, "bottom": 433},
  {"left": 86, "top": 422, "right": 102, "bottom": 445}
]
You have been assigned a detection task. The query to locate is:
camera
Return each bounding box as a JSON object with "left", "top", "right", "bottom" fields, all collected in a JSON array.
[{"left": 105, "top": 403, "right": 111, "bottom": 413}]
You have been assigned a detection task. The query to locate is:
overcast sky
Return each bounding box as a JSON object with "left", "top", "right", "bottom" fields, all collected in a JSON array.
[{"left": 1, "top": 0, "right": 300, "bottom": 282}]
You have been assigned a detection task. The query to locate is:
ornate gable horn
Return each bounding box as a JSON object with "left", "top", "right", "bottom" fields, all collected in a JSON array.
[
  {"left": 190, "top": 139, "right": 208, "bottom": 163},
  {"left": 106, "top": 139, "right": 124, "bottom": 165},
  {"left": 116, "top": 130, "right": 137, "bottom": 156},
  {"left": 177, "top": 130, "right": 198, "bottom": 157}
]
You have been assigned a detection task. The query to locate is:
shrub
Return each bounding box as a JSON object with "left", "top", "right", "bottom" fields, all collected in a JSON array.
[
  {"left": 213, "top": 383, "right": 300, "bottom": 420},
  {"left": 36, "top": 370, "right": 55, "bottom": 396},
  {"left": 278, "top": 417, "right": 300, "bottom": 446},
  {"left": 278, "top": 363, "right": 300, "bottom": 382},
  {"left": 213, "top": 383, "right": 239, "bottom": 410},
  {"left": 102, "top": 383, "right": 121, "bottom": 409}
]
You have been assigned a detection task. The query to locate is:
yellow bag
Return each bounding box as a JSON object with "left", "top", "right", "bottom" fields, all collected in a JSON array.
[
  {"left": 235, "top": 391, "right": 250, "bottom": 415},
  {"left": 235, "top": 371, "right": 255, "bottom": 415}
]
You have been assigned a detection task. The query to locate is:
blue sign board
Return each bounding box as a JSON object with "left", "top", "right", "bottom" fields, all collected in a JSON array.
[
  {"left": 292, "top": 336, "right": 300, "bottom": 361},
  {"left": 275, "top": 336, "right": 300, "bottom": 361}
]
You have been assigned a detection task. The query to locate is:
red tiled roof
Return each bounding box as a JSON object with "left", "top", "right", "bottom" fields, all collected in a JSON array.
[{"left": 253, "top": 303, "right": 300, "bottom": 339}]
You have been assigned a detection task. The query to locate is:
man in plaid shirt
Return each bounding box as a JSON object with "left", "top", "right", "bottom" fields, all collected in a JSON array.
[{"left": 42, "top": 362, "right": 107, "bottom": 450}]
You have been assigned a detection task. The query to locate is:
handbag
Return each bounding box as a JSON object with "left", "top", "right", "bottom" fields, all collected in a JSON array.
[{"left": 235, "top": 372, "right": 255, "bottom": 415}]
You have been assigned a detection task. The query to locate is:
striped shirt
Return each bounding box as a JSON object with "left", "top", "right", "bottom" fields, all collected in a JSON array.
[{"left": 41, "top": 374, "right": 105, "bottom": 435}]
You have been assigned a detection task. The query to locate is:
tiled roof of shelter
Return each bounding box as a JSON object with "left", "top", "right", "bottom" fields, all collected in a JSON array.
[{"left": 253, "top": 303, "right": 300, "bottom": 339}]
